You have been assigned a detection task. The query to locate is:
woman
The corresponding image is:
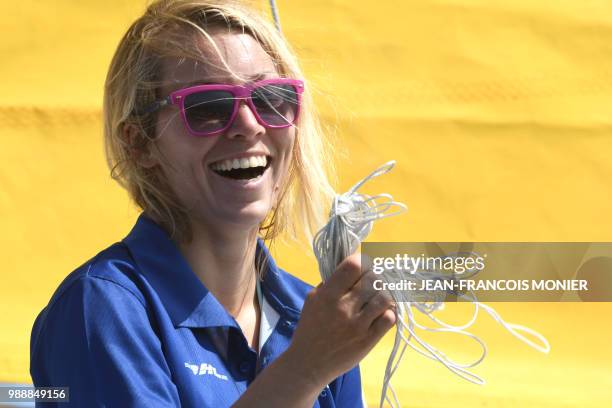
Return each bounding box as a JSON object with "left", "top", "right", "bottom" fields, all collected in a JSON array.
[{"left": 30, "top": 1, "right": 396, "bottom": 406}]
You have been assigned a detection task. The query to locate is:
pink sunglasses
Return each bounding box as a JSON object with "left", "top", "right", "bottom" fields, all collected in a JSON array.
[{"left": 143, "top": 78, "right": 304, "bottom": 137}]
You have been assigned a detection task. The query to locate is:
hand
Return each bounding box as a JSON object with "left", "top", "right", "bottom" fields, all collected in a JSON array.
[{"left": 285, "top": 252, "right": 396, "bottom": 389}]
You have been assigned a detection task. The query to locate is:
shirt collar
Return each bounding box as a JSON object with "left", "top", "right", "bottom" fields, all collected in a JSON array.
[
  {"left": 123, "top": 214, "right": 302, "bottom": 329},
  {"left": 256, "top": 243, "right": 304, "bottom": 320}
]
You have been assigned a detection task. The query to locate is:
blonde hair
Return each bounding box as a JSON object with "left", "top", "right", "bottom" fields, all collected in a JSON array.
[{"left": 104, "top": 0, "right": 336, "bottom": 244}]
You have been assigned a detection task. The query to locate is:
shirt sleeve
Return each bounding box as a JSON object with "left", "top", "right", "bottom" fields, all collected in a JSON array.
[
  {"left": 30, "top": 275, "right": 181, "bottom": 407},
  {"left": 333, "top": 365, "right": 367, "bottom": 408}
]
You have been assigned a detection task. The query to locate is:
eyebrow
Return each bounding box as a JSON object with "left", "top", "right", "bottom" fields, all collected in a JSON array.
[{"left": 177, "top": 72, "right": 277, "bottom": 88}]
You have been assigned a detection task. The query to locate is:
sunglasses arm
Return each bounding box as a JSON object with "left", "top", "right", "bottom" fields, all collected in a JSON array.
[{"left": 138, "top": 95, "right": 173, "bottom": 116}]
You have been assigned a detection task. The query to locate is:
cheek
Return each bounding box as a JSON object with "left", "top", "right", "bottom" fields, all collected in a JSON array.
[
  {"left": 271, "top": 132, "right": 296, "bottom": 193},
  {"left": 152, "top": 130, "right": 214, "bottom": 189},
  {"left": 275, "top": 130, "right": 296, "bottom": 163},
  {"left": 155, "top": 109, "right": 182, "bottom": 139},
  {"left": 153, "top": 138, "right": 189, "bottom": 175},
  {"left": 155, "top": 112, "right": 215, "bottom": 162}
]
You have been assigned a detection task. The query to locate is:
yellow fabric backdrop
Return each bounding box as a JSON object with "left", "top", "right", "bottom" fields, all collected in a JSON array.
[{"left": 1, "top": 1, "right": 611, "bottom": 406}]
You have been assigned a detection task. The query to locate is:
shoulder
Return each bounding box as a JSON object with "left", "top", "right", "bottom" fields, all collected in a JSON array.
[
  {"left": 30, "top": 242, "right": 165, "bottom": 374},
  {"left": 31, "top": 243, "right": 151, "bottom": 355},
  {"left": 30, "top": 245, "right": 180, "bottom": 405},
  {"left": 44, "top": 242, "right": 146, "bottom": 311}
]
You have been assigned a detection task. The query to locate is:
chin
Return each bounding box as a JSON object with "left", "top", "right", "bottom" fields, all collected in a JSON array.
[{"left": 214, "top": 200, "right": 272, "bottom": 229}]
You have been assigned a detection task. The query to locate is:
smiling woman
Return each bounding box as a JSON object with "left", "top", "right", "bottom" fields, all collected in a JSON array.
[
  {"left": 104, "top": 2, "right": 328, "bottom": 244},
  {"left": 149, "top": 34, "right": 301, "bottom": 243},
  {"left": 29, "top": 1, "right": 396, "bottom": 407}
]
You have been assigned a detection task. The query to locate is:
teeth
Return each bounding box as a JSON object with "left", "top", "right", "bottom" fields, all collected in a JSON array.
[{"left": 211, "top": 155, "right": 268, "bottom": 171}]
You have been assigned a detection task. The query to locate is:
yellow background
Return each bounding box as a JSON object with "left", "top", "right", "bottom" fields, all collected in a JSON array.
[{"left": 1, "top": 0, "right": 611, "bottom": 406}]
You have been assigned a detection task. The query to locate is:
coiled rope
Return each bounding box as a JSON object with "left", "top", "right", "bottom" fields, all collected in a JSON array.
[{"left": 312, "top": 161, "right": 550, "bottom": 408}]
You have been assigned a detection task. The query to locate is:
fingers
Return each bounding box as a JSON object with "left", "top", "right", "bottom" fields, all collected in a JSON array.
[
  {"left": 350, "top": 269, "right": 380, "bottom": 305},
  {"left": 369, "top": 309, "right": 397, "bottom": 340},
  {"left": 323, "top": 252, "right": 387, "bottom": 314},
  {"left": 317, "top": 250, "right": 396, "bottom": 337},
  {"left": 293, "top": 252, "right": 396, "bottom": 381},
  {"left": 322, "top": 253, "right": 364, "bottom": 296},
  {"left": 358, "top": 291, "right": 396, "bottom": 326}
]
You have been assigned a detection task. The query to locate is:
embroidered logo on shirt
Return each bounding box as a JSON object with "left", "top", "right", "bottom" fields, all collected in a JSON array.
[{"left": 184, "top": 362, "right": 228, "bottom": 381}]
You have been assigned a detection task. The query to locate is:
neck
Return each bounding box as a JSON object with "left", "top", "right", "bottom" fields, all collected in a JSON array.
[{"left": 179, "top": 220, "right": 260, "bottom": 317}]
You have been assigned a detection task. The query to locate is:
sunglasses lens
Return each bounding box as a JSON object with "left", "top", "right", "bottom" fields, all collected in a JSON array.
[
  {"left": 183, "top": 90, "right": 235, "bottom": 134},
  {"left": 252, "top": 83, "right": 300, "bottom": 127}
]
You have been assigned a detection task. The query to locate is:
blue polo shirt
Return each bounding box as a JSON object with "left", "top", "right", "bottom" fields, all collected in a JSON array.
[{"left": 30, "top": 214, "right": 364, "bottom": 407}]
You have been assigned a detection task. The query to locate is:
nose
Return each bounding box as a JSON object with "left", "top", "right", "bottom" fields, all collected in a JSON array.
[{"left": 225, "top": 100, "right": 265, "bottom": 140}]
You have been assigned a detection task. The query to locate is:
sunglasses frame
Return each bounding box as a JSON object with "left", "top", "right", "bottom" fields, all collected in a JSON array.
[{"left": 153, "top": 78, "right": 304, "bottom": 137}]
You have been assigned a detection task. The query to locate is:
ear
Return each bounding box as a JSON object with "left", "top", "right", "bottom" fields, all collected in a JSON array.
[{"left": 123, "top": 123, "right": 158, "bottom": 169}]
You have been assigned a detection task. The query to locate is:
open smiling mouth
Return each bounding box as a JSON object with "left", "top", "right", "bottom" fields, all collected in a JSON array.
[{"left": 209, "top": 155, "right": 272, "bottom": 180}]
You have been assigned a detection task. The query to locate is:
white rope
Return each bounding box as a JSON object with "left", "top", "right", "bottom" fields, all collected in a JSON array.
[
  {"left": 268, "top": 0, "right": 282, "bottom": 33},
  {"left": 314, "top": 161, "right": 406, "bottom": 281},
  {"left": 312, "top": 161, "right": 551, "bottom": 408}
]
